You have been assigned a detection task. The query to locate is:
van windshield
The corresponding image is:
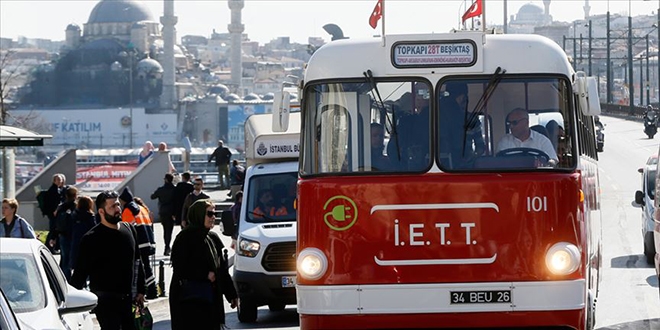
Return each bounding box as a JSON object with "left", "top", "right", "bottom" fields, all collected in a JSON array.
[{"left": 246, "top": 172, "right": 297, "bottom": 223}]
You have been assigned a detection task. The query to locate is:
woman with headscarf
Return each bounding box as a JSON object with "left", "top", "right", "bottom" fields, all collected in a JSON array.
[{"left": 169, "top": 199, "right": 238, "bottom": 329}]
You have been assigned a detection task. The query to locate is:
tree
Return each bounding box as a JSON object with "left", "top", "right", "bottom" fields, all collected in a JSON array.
[{"left": 0, "top": 50, "right": 20, "bottom": 125}]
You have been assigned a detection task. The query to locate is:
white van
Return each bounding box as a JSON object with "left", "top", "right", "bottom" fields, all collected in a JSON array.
[{"left": 222, "top": 112, "right": 300, "bottom": 322}]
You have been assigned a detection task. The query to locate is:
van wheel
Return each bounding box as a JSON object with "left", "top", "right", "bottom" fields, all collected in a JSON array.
[
  {"left": 268, "top": 303, "right": 286, "bottom": 312},
  {"left": 238, "top": 299, "right": 258, "bottom": 323}
]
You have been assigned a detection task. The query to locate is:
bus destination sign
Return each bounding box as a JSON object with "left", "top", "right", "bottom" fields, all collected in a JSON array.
[{"left": 391, "top": 41, "right": 476, "bottom": 68}]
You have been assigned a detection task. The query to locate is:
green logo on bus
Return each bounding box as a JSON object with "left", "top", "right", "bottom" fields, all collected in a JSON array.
[{"left": 323, "top": 195, "right": 358, "bottom": 231}]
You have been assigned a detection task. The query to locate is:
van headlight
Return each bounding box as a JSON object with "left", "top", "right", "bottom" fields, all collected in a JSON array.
[
  {"left": 545, "top": 242, "right": 580, "bottom": 275},
  {"left": 297, "top": 248, "right": 328, "bottom": 280},
  {"left": 238, "top": 238, "right": 260, "bottom": 257}
]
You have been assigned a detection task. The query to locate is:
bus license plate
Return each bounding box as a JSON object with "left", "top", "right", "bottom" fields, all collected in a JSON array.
[
  {"left": 281, "top": 276, "right": 296, "bottom": 288},
  {"left": 450, "top": 290, "right": 511, "bottom": 304}
]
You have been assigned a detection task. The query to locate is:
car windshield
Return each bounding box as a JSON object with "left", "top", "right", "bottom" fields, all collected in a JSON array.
[
  {"left": 246, "top": 172, "right": 297, "bottom": 223},
  {"left": 0, "top": 253, "right": 46, "bottom": 313}
]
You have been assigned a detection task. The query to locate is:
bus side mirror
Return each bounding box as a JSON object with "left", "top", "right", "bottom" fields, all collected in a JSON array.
[
  {"left": 272, "top": 91, "right": 291, "bottom": 132},
  {"left": 220, "top": 210, "right": 235, "bottom": 237},
  {"left": 574, "top": 73, "right": 601, "bottom": 117}
]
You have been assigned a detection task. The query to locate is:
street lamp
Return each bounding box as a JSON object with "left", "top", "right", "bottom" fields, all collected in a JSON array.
[{"left": 118, "top": 50, "right": 135, "bottom": 148}]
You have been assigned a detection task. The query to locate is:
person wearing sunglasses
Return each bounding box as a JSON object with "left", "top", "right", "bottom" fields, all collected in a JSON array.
[
  {"left": 169, "top": 199, "right": 238, "bottom": 330},
  {"left": 496, "top": 108, "right": 558, "bottom": 166}
]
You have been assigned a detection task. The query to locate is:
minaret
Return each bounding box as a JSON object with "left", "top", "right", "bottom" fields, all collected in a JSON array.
[
  {"left": 543, "top": 0, "right": 551, "bottom": 23},
  {"left": 583, "top": 0, "right": 591, "bottom": 19},
  {"left": 160, "top": 0, "right": 178, "bottom": 109},
  {"left": 228, "top": 0, "right": 244, "bottom": 95}
]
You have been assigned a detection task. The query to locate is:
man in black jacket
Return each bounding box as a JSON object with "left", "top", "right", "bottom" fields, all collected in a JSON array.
[
  {"left": 71, "top": 190, "right": 146, "bottom": 330},
  {"left": 172, "top": 172, "right": 194, "bottom": 228},
  {"left": 43, "top": 173, "right": 65, "bottom": 253},
  {"left": 151, "top": 173, "right": 176, "bottom": 255},
  {"left": 208, "top": 140, "right": 232, "bottom": 189}
]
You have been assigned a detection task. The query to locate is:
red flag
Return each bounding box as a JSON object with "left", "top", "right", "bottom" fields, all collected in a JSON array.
[
  {"left": 461, "top": 0, "right": 482, "bottom": 22},
  {"left": 369, "top": 0, "right": 383, "bottom": 29}
]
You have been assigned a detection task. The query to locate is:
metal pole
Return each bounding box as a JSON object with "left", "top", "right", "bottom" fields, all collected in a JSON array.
[
  {"left": 129, "top": 53, "right": 133, "bottom": 149},
  {"left": 641, "top": 54, "right": 644, "bottom": 106},
  {"left": 607, "top": 11, "right": 612, "bottom": 103},
  {"left": 580, "top": 33, "right": 584, "bottom": 70},
  {"left": 588, "top": 20, "right": 593, "bottom": 76},
  {"left": 648, "top": 34, "right": 651, "bottom": 105},
  {"left": 573, "top": 21, "right": 577, "bottom": 70},
  {"left": 629, "top": 15, "right": 635, "bottom": 113},
  {"left": 563, "top": 35, "right": 566, "bottom": 52}
]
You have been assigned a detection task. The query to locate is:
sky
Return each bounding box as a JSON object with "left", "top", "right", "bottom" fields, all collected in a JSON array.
[{"left": 1, "top": 0, "right": 660, "bottom": 45}]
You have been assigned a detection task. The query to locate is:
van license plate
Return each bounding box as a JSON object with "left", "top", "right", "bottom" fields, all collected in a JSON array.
[
  {"left": 450, "top": 290, "right": 511, "bottom": 304},
  {"left": 281, "top": 276, "right": 296, "bottom": 288}
]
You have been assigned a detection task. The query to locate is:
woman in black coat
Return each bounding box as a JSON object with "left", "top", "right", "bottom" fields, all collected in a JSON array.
[{"left": 169, "top": 199, "right": 238, "bottom": 329}]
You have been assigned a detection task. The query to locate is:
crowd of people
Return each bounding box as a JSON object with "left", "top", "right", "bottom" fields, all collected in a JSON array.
[{"left": 0, "top": 162, "right": 247, "bottom": 329}]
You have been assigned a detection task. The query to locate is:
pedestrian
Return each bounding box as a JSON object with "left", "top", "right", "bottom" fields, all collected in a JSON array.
[
  {"left": 70, "top": 195, "right": 96, "bottom": 272},
  {"left": 54, "top": 186, "right": 78, "bottom": 280},
  {"left": 151, "top": 173, "right": 176, "bottom": 256},
  {"left": 208, "top": 140, "right": 232, "bottom": 189},
  {"left": 158, "top": 141, "right": 177, "bottom": 174},
  {"left": 44, "top": 173, "right": 65, "bottom": 253},
  {"left": 229, "top": 191, "right": 242, "bottom": 249},
  {"left": 169, "top": 199, "right": 238, "bottom": 330},
  {"left": 173, "top": 171, "right": 195, "bottom": 227},
  {"left": 138, "top": 141, "right": 154, "bottom": 165},
  {"left": 71, "top": 190, "right": 146, "bottom": 330},
  {"left": 228, "top": 159, "right": 245, "bottom": 199},
  {"left": 181, "top": 177, "right": 210, "bottom": 228},
  {"left": 120, "top": 187, "right": 158, "bottom": 299},
  {"left": 0, "top": 198, "right": 36, "bottom": 238}
]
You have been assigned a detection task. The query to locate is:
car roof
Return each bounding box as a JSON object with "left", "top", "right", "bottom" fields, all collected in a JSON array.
[{"left": 0, "top": 238, "right": 43, "bottom": 255}]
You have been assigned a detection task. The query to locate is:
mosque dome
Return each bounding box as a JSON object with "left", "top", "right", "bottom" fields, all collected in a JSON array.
[
  {"left": 243, "top": 93, "right": 261, "bottom": 101},
  {"left": 87, "top": 0, "right": 154, "bottom": 24},
  {"left": 261, "top": 92, "right": 275, "bottom": 101},
  {"left": 208, "top": 84, "right": 229, "bottom": 96},
  {"left": 517, "top": 3, "right": 543, "bottom": 15},
  {"left": 66, "top": 23, "right": 81, "bottom": 31},
  {"left": 224, "top": 93, "right": 241, "bottom": 102},
  {"left": 137, "top": 57, "right": 163, "bottom": 74}
]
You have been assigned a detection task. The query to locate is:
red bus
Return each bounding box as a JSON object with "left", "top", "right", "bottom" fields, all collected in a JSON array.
[{"left": 295, "top": 32, "right": 602, "bottom": 329}]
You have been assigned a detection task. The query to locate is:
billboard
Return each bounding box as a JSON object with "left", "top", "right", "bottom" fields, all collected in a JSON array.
[{"left": 227, "top": 104, "right": 269, "bottom": 150}]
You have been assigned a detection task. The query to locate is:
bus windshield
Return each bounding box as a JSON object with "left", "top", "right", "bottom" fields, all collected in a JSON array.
[
  {"left": 301, "top": 76, "right": 575, "bottom": 175},
  {"left": 245, "top": 172, "right": 297, "bottom": 223}
]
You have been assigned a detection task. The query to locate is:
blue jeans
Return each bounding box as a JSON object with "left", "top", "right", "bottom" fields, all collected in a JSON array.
[{"left": 58, "top": 234, "right": 72, "bottom": 280}]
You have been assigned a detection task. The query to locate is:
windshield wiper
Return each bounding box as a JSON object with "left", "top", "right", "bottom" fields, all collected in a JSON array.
[
  {"left": 462, "top": 67, "right": 506, "bottom": 155},
  {"left": 363, "top": 69, "right": 400, "bottom": 160}
]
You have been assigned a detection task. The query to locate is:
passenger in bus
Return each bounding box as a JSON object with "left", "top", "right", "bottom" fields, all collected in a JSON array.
[
  {"left": 388, "top": 83, "right": 431, "bottom": 170},
  {"left": 252, "top": 189, "right": 288, "bottom": 218},
  {"left": 496, "top": 108, "right": 558, "bottom": 165},
  {"left": 370, "top": 122, "right": 392, "bottom": 171},
  {"left": 438, "top": 82, "right": 485, "bottom": 168},
  {"left": 545, "top": 120, "right": 564, "bottom": 151}
]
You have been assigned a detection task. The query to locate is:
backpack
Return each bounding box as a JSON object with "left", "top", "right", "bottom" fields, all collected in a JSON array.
[
  {"left": 55, "top": 207, "right": 74, "bottom": 235},
  {"left": 36, "top": 191, "right": 47, "bottom": 216}
]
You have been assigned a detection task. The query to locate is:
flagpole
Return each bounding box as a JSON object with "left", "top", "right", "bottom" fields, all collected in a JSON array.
[
  {"left": 482, "top": 0, "right": 486, "bottom": 31},
  {"left": 381, "top": 0, "right": 386, "bottom": 46}
]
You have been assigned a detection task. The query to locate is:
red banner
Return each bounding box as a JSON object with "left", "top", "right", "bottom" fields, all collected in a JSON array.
[{"left": 76, "top": 163, "right": 137, "bottom": 191}]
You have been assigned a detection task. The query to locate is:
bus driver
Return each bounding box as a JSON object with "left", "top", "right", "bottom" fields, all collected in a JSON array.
[{"left": 496, "top": 108, "right": 558, "bottom": 166}]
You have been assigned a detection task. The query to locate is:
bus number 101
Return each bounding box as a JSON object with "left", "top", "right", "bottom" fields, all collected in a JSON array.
[{"left": 526, "top": 196, "right": 547, "bottom": 212}]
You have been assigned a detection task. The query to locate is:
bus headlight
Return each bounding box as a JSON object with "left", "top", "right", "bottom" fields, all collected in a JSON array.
[
  {"left": 238, "top": 238, "right": 260, "bottom": 257},
  {"left": 297, "top": 248, "right": 328, "bottom": 280},
  {"left": 545, "top": 242, "right": 580, "bottom": 275}
]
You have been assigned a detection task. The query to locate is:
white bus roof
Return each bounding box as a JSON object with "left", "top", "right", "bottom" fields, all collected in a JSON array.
[
  {"left": 305, "top": 32, "right": 573, "bottom": 82},
  {"left": 244, "top": 112, "right": 300, "bottom": 166}
]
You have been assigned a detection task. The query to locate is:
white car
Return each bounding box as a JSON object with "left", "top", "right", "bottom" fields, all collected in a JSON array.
[{"left": 0, "top": 238, "right": 97, "bottom": 330}]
